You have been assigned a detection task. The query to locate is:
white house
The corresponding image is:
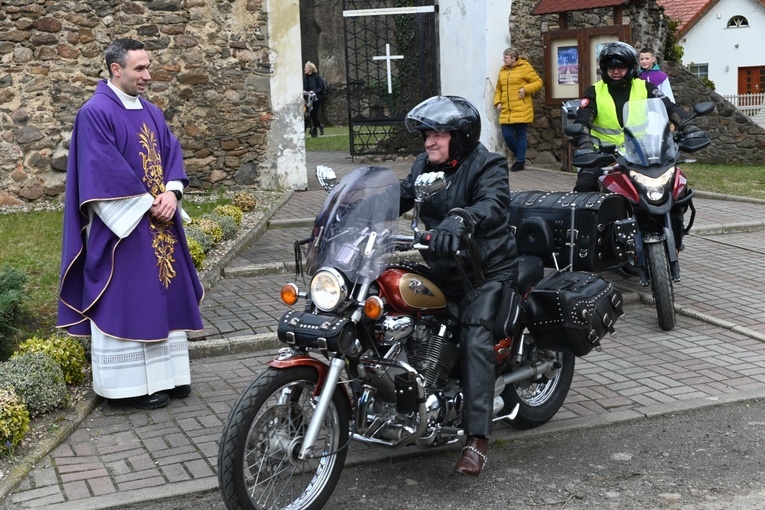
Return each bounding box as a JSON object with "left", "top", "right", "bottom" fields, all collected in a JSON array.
[{"left": 660, "top": 0, "right": 765, "bottom": 96}]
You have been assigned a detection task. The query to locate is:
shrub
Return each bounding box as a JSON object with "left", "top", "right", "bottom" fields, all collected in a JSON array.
[
  {"left": 232, "top": 190, "right": 257, "bottom": 212},
  {"left": 203, "top": 213, "right": 238, "bottom": 240},
  {"left": 15, "top": 334, "right": 86, "bottom": 385},
  {"left": 0, "top": 266, "right": 28, "bottom": 361},
  {"left": 192, "top": 218, "right": 224, "bottom": 244},
  {"left": 188, "top": 238, "right": 206, "bottom": 270},
  {"left": 0, "top": 387, "right": 29, "bottom": 454},
  {"left": 0, "top": 352, "right": 68, "bottom": 417},
  {"left": 185, "top": 225, "right": 214, "bottom": 252},
  {"left": 213, "top": 204, "right": 244, "bottom": 226}
]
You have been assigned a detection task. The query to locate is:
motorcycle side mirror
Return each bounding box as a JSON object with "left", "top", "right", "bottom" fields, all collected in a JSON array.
[
  {"left": 316, "top": 165, "right": 337, "bottom": 193},
  {"left": 414, "top": 171, "right": 448, "bottom": 202},
  {"left": 412, "top": 171, "right": 448, "bottom": 233},
  {"left": 693, "top": 101, "right": 715, "bottom": 117}
]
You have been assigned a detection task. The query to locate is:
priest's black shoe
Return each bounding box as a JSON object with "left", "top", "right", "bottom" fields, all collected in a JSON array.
[
  {"left": 167, "top": 385, "right": 192, "bottom": 398},
  {"left": 111, "top": 392, "right": 170, "bottom": 410},
  {"left": 510, "top": 161, "right": 525, "bottom": 172}
]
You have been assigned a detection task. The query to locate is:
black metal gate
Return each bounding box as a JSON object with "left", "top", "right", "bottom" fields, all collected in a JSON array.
[{"left": 342, "top": 0, "right": 439, "bottom": 156}]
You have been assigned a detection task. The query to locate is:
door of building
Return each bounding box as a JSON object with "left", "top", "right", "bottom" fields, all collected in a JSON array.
[
  {"left": 342, "top": 0, "right": 439, "bottom": 156},
  {"left": 738, "top": 66, "right": 765, "bottom": 97}
]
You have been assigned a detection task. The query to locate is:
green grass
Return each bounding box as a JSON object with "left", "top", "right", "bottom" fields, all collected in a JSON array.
[
  {"left": 0, "top": 196, "right": 232, "bottom": 334},
  {"left": 305, "top": 126, "right": 351, "bottom": 152},
  {"left": 681, "top": 163, "right": 765, "bottom": 201}
]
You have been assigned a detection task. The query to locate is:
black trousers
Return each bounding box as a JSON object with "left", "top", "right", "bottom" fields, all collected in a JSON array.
[{"left": 453, "top": 280, "right": 505, "bottom": 437}]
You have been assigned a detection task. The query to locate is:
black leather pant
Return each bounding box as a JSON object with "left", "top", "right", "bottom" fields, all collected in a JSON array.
[{"left": 454, "top": 280, "right": 505, "bottom": 437}]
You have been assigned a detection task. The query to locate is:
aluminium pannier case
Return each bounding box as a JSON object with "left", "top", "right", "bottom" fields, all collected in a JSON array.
[
  {"left": 508, "top": 191, "right": 636, "bottom": 273},
  {"left": 525, "top": 270, "right": 624, "bottom": 357}
]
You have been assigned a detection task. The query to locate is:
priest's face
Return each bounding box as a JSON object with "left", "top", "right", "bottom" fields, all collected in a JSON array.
[{"left": 111, "top": 49, "right": 152, "bottom": 96}]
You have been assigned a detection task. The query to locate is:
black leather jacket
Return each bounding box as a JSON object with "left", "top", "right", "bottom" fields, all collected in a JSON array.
[{"left": 400, "top": 143, "right": 518, "bottom": 293}]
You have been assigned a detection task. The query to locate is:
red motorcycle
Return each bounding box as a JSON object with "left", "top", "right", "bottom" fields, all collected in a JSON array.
[
  {"left": 566, "top": 98, "right": 713, "bottom": 330},
  {"left": 217, "top": 165, "right": 624, "bottom": 510}
]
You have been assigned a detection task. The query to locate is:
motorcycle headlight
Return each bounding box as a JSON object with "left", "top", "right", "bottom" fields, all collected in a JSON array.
[
  {"left": 630, "top": 168, "right": 674, "bottom": 204},
  {"left": 310, "top": 267, "right": 347, "bottom": 312}
]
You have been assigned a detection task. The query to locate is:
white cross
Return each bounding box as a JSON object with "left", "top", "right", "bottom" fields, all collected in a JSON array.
[{"left": 372, "top": 43, "right": 404, "bottom": 94}]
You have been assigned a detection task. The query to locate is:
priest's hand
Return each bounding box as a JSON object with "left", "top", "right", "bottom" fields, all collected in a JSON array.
[{"left": 150, "top": 191, "right": 178, "bottom": 223}]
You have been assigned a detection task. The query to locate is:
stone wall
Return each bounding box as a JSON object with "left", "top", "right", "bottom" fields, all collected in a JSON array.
[
  {"left": 0, "top": 0, "right": 275, "bottom": 205},
  {"left": 512, "top": 0, "right": 765, "bottom": 168}
]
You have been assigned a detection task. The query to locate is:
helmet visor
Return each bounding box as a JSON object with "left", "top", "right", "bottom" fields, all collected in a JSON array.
[{"left": 404, "top": 96, "right": 464, "bottom": 133}]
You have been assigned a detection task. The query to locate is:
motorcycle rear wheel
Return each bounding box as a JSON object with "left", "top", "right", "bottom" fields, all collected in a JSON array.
[
  {"left": 218, "top": 366, "right": 350, "bottom": 510},
  {"left": 646, "top": 242, "right": 676, "bottom": 331},
  {"left": 500, "top": 350, "right": 575, "bottom": 429}
]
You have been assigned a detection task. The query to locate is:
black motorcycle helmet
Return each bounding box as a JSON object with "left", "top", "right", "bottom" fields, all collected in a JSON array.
[
  {"left": 599, "top": 42, "right": 639, "bottom": 87},
  {"left": 405, "top": 95, "right": 481, "bottom": 163}
]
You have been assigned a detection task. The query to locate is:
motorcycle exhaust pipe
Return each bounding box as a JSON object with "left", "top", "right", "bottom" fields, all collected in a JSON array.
[{"left": 496, "top": 359, "right": 558, "bottom": 391}]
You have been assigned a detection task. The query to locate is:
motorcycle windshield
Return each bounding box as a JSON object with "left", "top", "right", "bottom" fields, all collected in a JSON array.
[
  {"left": 305, "top": 166, "right": 400, "bottom": 282},
  {"left": 622, "top": 98, "right": 679, "bottom": 167}
]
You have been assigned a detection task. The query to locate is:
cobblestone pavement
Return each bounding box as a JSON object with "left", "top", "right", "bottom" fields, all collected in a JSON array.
[{"left": 4, "top": 152, "right": 765, "bottom": 509}]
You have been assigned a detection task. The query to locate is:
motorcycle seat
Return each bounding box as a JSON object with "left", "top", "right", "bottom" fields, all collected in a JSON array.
[{"left": 516, "top": 216, "right": 554, "bottom": 292}]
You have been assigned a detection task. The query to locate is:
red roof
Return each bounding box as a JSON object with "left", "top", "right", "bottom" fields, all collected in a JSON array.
[
  {"left": 658, "top": 0, "right": 718, "bottom": 36},
  {"left": 533, "top": 0, "right": 629, "bottom": 15}
]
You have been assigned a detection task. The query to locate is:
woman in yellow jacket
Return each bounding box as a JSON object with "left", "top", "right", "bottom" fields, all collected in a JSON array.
[{"left": 493, "top": 48, "right": 543, "bottom": 171}]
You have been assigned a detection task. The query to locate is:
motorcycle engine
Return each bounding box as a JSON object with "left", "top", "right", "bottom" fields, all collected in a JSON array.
[
  {"left": 375, "top": 316, "right": 459, "bottom": 391},
  {"left": 407, "top": 319, "right": 460, "bottom": 389}
]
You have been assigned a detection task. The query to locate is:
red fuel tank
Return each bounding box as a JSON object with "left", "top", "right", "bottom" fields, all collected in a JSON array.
[{"left": 377, "top": 267, "right": 447, "bottom": 313}]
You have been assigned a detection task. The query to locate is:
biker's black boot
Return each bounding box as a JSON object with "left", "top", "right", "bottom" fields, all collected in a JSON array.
[{"left": 639, "top": 266, "right": 650, "bottom": 287}]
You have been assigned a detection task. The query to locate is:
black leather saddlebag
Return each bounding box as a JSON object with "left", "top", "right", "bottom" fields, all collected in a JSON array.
[
  {"left": 525, "top": 270, "right": 624, "bottom": 357},
  {"left": 277, "top": 310, "right": 355, "bottom": 353},
  {"left": 509, "top": 191, "right": 636, "bottom": 272}
]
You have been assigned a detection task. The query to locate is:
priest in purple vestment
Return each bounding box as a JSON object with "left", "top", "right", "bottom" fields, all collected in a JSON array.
[{"left": 58, "top": 38, "right": 204, "bottom": 410}]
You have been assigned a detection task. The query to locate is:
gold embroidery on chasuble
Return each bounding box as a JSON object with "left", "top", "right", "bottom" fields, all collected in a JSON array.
[{"left": 138, "top": 122, "right": 177, "bottom": 288}]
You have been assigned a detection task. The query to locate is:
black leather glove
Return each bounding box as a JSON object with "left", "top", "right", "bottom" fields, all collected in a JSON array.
[
  {"left": 681, "top": 124, "right": 705, "bottom": 139},
  {"left": 430, "top": 215, "right": 466, "bottom": 258}
]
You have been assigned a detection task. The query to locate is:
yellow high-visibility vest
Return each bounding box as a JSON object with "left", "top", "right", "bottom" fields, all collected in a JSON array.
[{"left": 592, "top": 80, "right": 648, "bottom": 146}]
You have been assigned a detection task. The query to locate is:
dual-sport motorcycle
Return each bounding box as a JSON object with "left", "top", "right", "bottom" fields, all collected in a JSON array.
[
  {"left": 565, "top": 98, "right": 713, "bottom": 330},
  {"left": 217, "top": 165, "right": 624, "bottom": 510}
]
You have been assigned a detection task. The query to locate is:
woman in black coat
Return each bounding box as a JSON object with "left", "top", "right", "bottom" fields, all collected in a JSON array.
[{"left": 303, "top": 61, "right": 327, "bottom": 137}]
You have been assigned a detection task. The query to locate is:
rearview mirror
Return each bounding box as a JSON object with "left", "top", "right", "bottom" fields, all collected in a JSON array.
[{"left": 316, "top": 165, "right": 337, "bottom": 193}]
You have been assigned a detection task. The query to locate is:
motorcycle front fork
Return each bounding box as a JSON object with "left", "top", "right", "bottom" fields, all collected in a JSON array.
[{"left": 635, "top": 212, "right": 681, "bottom": 285}]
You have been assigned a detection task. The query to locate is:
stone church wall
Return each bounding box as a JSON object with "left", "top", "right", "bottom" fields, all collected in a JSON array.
[{"left": 0, "top": 0, "right": 275, "bottom": 205}]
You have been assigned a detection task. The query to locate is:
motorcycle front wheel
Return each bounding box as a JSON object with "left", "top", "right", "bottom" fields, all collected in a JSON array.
[
  {"left": 501, "top": 350, "right": 575, "bottom": 429},
  {"left": 646, "top": 242, "right": 676, "bottom": 331},
  {"left": 218, "top": 366, "right": 350, "bottom": 510}
]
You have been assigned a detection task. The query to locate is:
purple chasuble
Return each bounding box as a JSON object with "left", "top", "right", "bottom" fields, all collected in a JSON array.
[{"left": 58, "top": 80, "right": 204, "bottom": 341}]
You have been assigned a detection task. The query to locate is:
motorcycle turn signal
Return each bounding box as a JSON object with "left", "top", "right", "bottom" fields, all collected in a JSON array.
[{"left": 280, "top": 283, "right": 300, "bottom": 305}]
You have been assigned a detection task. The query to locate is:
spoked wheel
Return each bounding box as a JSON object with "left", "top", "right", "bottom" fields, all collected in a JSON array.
[
  {"left": 646, "top": 242, "right": 676, "bottom": 331},
  {"left": 218, "top": 366, "right": 350, "bottom": 510},
  {"left": 501, "top": 349, "right": 575, "bottom": 429}
]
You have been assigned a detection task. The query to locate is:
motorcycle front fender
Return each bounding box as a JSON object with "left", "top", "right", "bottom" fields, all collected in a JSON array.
[{"left": 268, "top": 354, "right": 330, "bottom": 399}]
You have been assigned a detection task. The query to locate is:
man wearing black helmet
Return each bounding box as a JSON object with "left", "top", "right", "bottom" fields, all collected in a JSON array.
[
  {"left": 572, "top": 42, "right": 703, "bottom": 193},
  {"left": 399, "top": 95, "right": 519, "bottom": 477}
]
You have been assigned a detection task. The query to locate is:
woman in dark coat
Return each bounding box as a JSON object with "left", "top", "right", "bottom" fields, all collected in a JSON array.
[{"left": 303, "top": 61, "right": 327, "bottom": 137}]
